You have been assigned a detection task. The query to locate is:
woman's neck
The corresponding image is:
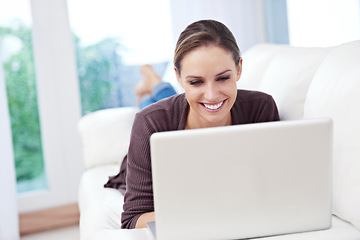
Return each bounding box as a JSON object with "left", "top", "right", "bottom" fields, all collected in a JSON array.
[{"left": 185, "top": 111, "right": 232, "bottom": 130}]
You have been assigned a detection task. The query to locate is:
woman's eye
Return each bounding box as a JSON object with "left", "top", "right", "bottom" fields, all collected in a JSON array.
[
  {"left": 217, "top": 75, "right": 230, "bottom": 81},
  {"left": 190, "top": 80, "right": 203, "bottom": 85}
]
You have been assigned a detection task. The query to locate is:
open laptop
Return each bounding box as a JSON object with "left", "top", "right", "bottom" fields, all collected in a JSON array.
[{"left": 149, "top": 118, "right": 333, "bottom": 240}]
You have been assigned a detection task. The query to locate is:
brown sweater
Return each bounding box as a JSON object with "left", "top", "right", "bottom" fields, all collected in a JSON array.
[{"left": 104, "top": 90, "right": 280, "bottom": 229}]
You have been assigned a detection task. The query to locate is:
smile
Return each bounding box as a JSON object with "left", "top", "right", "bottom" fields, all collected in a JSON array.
[{"left": 202, "top": 100, "right": 225, "bottom": 110}]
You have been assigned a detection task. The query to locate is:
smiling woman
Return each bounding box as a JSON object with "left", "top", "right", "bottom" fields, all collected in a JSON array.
[
  {"left": 176, "top": 46, "right": 241, "bottom": 129},
  {"left": 104, "top": 19, "right": 280, "bottom": 229}
]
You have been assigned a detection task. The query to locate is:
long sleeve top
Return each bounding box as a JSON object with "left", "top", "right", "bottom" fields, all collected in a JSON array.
[{"left": 104, "top": 90, "right": 280, "bottom": 229}]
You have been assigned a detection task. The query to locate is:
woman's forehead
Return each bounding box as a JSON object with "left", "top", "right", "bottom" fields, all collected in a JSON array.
[{"left": 180, "top": 46, "right": 236, "bottom": 76}]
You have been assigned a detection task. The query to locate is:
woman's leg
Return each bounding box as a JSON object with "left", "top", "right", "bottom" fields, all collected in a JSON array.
[
  {"left": 139, "top": 82, "right": 177, "bottom": 109},
  {"left": 139, "top": 95, "right": 156, "bottom": 109},
  {"left": 136, "top": 65, "right": 177, "bottom": 109},
  {"left": 152, "top": 82, "right": 177, "bottom": 102}
]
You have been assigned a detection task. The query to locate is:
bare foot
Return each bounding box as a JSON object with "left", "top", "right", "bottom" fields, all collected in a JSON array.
[
  {"left": 135, "top": 80, "right": 151, "bottom": 105},
  {"left": 140, "top": 64, "right": 162, "bottom": 89},
  {"left": 135, "top": 65, "right": 162, "bottom": 105}
]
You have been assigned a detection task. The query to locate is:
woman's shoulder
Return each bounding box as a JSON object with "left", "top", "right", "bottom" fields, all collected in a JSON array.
[
  {"left": 231, "top": 89, "right": 279, "bottom": 123},
  {"left": 135, "top": 93, "right": 188, "bottom": 131},
  {"left": 236, "top": 89, "right": 274, "bottom": 103}
]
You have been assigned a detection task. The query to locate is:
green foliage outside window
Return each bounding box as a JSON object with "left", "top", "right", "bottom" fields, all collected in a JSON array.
[
  {"left": 1, "top": 21, "right": 124, "bottom": 191},
  {"left": 0, "top": 22, "right": 44, "bottom": 185},
  {"left": 74, "top": 36, "right": 124, "bottom": 114}
]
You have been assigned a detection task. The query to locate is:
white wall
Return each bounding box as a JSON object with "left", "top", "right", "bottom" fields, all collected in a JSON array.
[
  {"left": 287, "top": 0, "right": 360, "bottom": 47},
  {"left": 0, "top": 54, "right": 20, "bottom": 239},
  {"left": 170, "top": 0, "right": 266, "bottom": 53}
]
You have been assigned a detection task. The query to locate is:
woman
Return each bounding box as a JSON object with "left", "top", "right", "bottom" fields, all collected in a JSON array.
[{"left": 105, "top": 19, "right": 280, "bottom": 229}]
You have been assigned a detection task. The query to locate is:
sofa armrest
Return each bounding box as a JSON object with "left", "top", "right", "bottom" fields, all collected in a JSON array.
[{"left": 78, "top": 107, "right": 138, "bottom": 169}]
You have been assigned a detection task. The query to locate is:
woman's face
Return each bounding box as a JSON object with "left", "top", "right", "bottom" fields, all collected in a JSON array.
[{"left": 176, "top": 45, "right": 242, "bottom": 129}]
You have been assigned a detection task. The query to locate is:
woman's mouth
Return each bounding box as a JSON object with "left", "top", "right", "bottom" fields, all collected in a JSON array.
[{"left": 202, "top": 100, "right": 226, "bottom": 111}]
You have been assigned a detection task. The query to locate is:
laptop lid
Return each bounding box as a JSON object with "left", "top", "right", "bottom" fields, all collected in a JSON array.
[{"left": 150, "top": 118, "right": 332, "bottom": 240}]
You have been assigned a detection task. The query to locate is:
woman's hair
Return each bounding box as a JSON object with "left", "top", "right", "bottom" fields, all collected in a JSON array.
[{"left": 174, "top": 19, "right": 241, "bottom": 74}]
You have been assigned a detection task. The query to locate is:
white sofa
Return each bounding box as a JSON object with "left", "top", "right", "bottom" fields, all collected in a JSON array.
[{"left": 77, "top": 41, "right": 360, "bottom": 240}]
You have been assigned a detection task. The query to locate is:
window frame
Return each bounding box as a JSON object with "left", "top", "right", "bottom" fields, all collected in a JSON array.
[{"left": 16, "top": 0, "right": 83, "bottom": 213}]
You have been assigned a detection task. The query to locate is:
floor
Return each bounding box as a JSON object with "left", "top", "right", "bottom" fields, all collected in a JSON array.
[{"left": 21, "top": 225, "right": 79, "bottom": 240}]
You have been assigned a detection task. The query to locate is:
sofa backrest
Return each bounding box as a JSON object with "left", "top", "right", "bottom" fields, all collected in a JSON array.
[
  {"left": 304, "top": 40, "right": 360, "bottom": 231},
  {"left": 240, "top": 40, "right": 360, "bottom": 231},
  {"left": 238, "top": 43, "right": 287, "bottom": 91},
  {"left": 239, "top": 44, "right": 331, "bottom": 120},
  {"left": 257, "top": 47, "right": 331, "bottom": 120},
  {"left": 78, "top": 107, "right": 138, "bottom": 169}
]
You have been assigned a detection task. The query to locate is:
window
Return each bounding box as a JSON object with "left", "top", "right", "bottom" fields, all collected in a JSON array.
[
  {"left": 1, "top": 0, "right": 84, "bottom": 213},
  {"left": 0, "top": 0, "right": 47, "bottom": 193},
  {"left": 67, "top": 0, "right": 173, "bottom": 114}
]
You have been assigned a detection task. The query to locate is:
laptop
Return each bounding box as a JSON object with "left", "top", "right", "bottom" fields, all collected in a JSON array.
[{"left": 149, "top": 118, "right": 333, "bottom": 240}]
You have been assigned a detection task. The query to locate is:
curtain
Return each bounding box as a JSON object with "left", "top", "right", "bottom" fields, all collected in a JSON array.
[{"left": 0, "top": 56, "right": 20, "bottom": 239}]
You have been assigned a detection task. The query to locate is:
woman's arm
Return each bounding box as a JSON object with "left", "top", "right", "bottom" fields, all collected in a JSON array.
[
  {"left": 121, "top": 113, "right": 156, "bottom": 229},
  {"left": 121, "top": 96, "right": 184, "bottom": 229}
]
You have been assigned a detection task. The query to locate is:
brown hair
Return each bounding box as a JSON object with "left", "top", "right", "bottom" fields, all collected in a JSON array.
[{"left": 174, "top": 19, "right": 241, "bottom": 75}]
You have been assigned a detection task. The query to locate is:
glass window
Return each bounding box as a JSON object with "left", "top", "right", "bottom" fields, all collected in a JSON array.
[
  {"left": 0, "top": 0, "right": 47, "bottom": 193},
  {"left": 67, "top": 0, "right": 173, "bottom": 114}
]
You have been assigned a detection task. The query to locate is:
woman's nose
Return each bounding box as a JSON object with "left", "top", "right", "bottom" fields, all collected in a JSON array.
[{"left": 204, "top": 83, "right": 218, "bottom": 102}]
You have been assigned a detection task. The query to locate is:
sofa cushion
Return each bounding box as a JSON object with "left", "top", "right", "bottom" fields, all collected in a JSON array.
[
  {"left": 78, "top": 165, "right": 360, "bottom": 240},
  {"left": 237, "top": 44, "right": 288, "bottom": 90},
  {"left": 78, "top": 107, "right": 138, "bottom": 169},
  {"left": 84, "top": 216, "right": 360, "bottom": 240},
  {"left": 78, "top": 164, "right": 123, "bottom": 240},
  {"left": 304, "top": 40, "right": 360, "bottom": 231},
  {"left": 262, "top": 216, "right": 360, "bottom": 240},
  {"left": 86, "top": 229, "right": 152, "bottom": 240},
  {"left": 258, "top": 47, "right": 330, "bottom": 120}
]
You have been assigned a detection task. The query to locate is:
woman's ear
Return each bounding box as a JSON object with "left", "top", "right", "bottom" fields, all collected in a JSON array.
[
  {"left": 236, "top": 57, "right": 243, "bottom": 82},
  {"left": 175, "top": 67, "right": 184, "bottom": 88}
]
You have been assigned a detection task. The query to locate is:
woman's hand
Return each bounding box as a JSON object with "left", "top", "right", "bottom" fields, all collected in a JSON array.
[{"left": 135, "top": 211, "right": 155, "bottom": 228}]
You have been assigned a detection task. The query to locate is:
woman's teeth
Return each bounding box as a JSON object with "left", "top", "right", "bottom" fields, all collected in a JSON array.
[{"left": 203, "top": 101, "right": 224, "bottom": 110}]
